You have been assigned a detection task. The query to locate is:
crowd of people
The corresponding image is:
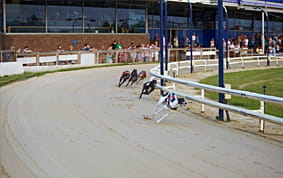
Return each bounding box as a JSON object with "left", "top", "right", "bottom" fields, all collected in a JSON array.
[
  {"left": 2, "top": 32, "right": 282, "bottom": 63},
  {"left": 219, "top": 33, "right": 282, "bottom": 56},
  {"left": 170, "top": 32, "right": 282, "bottom": 56}
]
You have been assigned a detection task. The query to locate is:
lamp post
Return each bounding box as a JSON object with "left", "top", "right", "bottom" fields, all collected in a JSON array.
[
  {"left": 259, "top": 7, "right": 270, "bottom": 66},
  {"left": 223, "top": 5, "right": 229, "bottom": 69},
  {"left": 218, "top": 0, "right": 225, "bottom": 121},
  {"left": 159, "top": 0, "right": 164, "bottom": 93},
  {"left": 189, "top": 0, "right": 193, "bottom": 73},
  {"left": 164, "top": 0, "right": 168, "bottom": 72}
]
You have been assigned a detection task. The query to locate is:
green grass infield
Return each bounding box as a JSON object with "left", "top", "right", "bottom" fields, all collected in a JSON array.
[{"left": 199, "top": 67, "right": 283, "bottom": 118}]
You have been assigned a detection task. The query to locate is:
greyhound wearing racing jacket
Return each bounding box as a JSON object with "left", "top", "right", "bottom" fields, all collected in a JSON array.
[
  {"left": 139, "top": 80, "right": 157, "bottom": 99},
  {"left": 118, "top": 70, "right": 131, "bottom": 87},
  {"left": 137, "top": 70, "right": 147, "bottom": 84},
  {"left": 126, "top": 69, "right": 138, "bottom": 87},
  {"left": 153, "top": 92, "right": 187, "bottom": 123}
]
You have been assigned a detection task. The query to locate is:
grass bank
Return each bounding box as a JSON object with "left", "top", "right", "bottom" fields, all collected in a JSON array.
[
  {"left": 0, "top": 63, "right": 131, "bottom": 88},
  {"left": 199, "top": 67, "right": 283, "bottom": 118}
]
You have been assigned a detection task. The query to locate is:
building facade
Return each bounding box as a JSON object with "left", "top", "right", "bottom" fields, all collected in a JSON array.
[{"left": 0, "top": 0, "right": 282, "bottom": 51}]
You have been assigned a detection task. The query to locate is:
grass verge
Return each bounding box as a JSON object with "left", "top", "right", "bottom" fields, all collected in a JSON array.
[{"left": 199, "top": 67, "right": 283, "bottom": 117}]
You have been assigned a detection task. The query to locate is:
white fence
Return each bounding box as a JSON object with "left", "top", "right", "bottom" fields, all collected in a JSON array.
[
  {"left": 169, "top": 55, "right": 283, "bottom": 76},
  {"left": 149, "top": 64, "right": 283, "bottom": 132}
]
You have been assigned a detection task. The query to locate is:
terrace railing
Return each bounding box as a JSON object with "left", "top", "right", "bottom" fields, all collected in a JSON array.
[{"left": 2, "top": 47, "right": 264, "bottom": 66}]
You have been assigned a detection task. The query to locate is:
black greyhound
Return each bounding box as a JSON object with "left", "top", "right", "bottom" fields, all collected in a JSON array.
[
  {"left": 139, "top": 80, "right": 157, "bottom": 99},
  {"left": 118, "top": 70, "right": 131, "bottom": 87},
  {"left": 126, "top": 69, "right": 138, "bottom": 87}
]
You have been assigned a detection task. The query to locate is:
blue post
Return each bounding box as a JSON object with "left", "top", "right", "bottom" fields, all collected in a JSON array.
[
  {"left": 266, "top": 11, "right": 270, "bottom": 66},
  {"left": 164, "top": 1, "right": 168, "bottom": 71},
  {"left": 189, "top": 1, "right": 193, "bottom": 73},
  {"left": 218, "top": 0, "right": 224, "bottom": 121},
  {"left": 224, "top": 6, "right": 229, "bottom": 69},
  {"left": 160, "top": 0, "right": 164, "bottom": 92}
]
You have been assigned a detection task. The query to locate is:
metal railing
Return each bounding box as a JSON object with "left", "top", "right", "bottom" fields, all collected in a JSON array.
[
  {"left": 6, "top": 47, "right": 262, "bottom": 66},
  {"left": 149, "top": 64, "right": 283, "bottom": 127},
  {"left": 169, "top": 55, "right": 283, "bottom": 75}
]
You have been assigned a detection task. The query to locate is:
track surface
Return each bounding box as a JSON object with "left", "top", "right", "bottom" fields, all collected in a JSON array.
[{"left": 1, "top": 64, "right": 283, "bottom": 178}]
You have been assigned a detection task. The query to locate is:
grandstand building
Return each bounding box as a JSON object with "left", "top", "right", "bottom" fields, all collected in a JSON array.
[{"left": 0, "top": 0, "right": 282, "bottom": 51}]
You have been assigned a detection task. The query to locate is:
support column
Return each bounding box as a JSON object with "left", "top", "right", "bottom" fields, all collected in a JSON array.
[
  {"left": 218, "top": 0, "right": 225, "bottom": 121},
  {"left": 159, "top": 0, "right": 164, "bottom": 93}
]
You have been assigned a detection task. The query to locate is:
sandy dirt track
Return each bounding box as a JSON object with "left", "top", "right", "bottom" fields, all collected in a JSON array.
[{"left": 1, "top": 64, "right": 283, "bottom": 178}]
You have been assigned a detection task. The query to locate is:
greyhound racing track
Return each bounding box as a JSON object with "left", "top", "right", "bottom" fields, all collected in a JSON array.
[{"left": 1, "top": 64, "right": 283, "bottom": 178}]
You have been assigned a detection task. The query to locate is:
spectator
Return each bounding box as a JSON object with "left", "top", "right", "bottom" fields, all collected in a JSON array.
[
  {"left": 242, "top": 35, "right": 248, "bottom": 49},
  {"left": 144, "top": 43, "right": 151, "bottom": 62},
  {"left": 234, "top": 42, "right": 240, "bottom": 57},
  {"left": 183, "top": 34, "right": 190, "bottom": 48},
  {"left": 115, "top": 41, "right": 122, "bottom": 49},
  {"left": 154, "top": 33, "right": 160, "bottom": 43},
  {"left": 16, "top": 48, "right": 22, "bottom": 53},
  {"left": 173, "top": 36, "right": 179, "bottom": 48},
  {"left": 23, "top": 46, "right": 32, "bottom": 53},
  {"left": 249, "top": 36, "right": 256, "bottom": 52},
  {"left": 223, "top": 39, "right": 227, "bottom": 49},
  {"left": 275, "top": 44, "right": 280, "bottom": 54},
  {"left": 229, "top": 41, "right": 235, "bottom": 49},
  {"left": 89, "top": 46, "right": 97, "bottom": 52},
  {"left": 82, "top": 43, "right": 90, "bottom": 51},
  {"left": 227, "top": 38, "right": 231, "bottom": 48},
  {"left": 210, "top": 38, "right": 215, "bottom": 48},
  {"left": 150, "top": 42, "right": 159, "bottom": 62},
  {"left": 68, "top": 45, "right": 74, "bottom": 51},
  {"left": 128, "top": 42, "right": 136, "bottom": 49},
  {"left": 57, "top": 45, "right": 64, "bottom": 52},
  {"left": 111, "top": 40, "right": 118, "bottom": 50},
  {"left": 192, "top": 33, "right": 197, "bottom": 47}
]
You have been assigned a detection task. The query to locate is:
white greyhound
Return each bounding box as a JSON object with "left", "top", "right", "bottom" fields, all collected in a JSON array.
[{"left": 153, "top": 93, "right": 187, "bottom": 123}]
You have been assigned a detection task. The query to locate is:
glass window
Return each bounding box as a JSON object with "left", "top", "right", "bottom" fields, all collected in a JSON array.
[
  {"left": 270, "top": 21, "right": 283, "bottom": 33},
  {"left": 203, "top": 12, "right": 216, "bottom": 30},
  {"left": 148, "top": 15, "right": 160, "bottom": 29},
  {"left": 254, "top": 20, "right": 262, "bottom": 32},
  {"left": 6, "top": 0, "right": 46, "bottom": 33},
  {"left": 117, "top": 1, "right": 145, "bottom": 33},
  {"left": 192, "top": 13, "right": 203, "bottom": 30},
  {"left": 84, "top": 0, "right": 115, "bottom": 33},
  {"left": 168, "top": 16, "right": 187, "bottom": 29},
  {"left": 168, "top": 3, "right": 188, "bottom": 29},
  {"left": 47, "top": 0, "right": 83, "bottom": 33},
  {"left": 148, "top": 3, "right": 188, "bottom": 30},
  {"left": 228, "top": 18, "right": 252, "bottom": 31}
]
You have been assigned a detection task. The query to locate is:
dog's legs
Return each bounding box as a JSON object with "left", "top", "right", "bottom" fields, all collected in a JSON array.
[
  {"left": 153, "top": 102, "right": 167, "bottom": 119},
  {"left": 131, "top": 79, "right": 137, "bottom": 86},
  {"left": 120, "top": 78, "right": 128, "bottom": 87},
  {"left": 139, "top": 89, "right": 145, "bottom": 99},
  {"left": 156, "top": 112, "right": 169, "bottom": 124},
  {"left": 125, "top": 79, "right": 131, "bottom": 87},
  {"left": 118, "top": 77, "right": 123, "bottom": 87}
]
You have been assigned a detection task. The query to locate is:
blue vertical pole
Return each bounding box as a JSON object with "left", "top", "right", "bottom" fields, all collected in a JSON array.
[
  {"left": 160, "top": 0, "right": 164, "bottom": 91},
  {"left": 218, "top": 0, "right": 224, "bottom": 121},
  {"left": 164, "top": 1, "right": 168, "bottom": 71},
  {"left": 266, "top": 11, "right": 270, "bottom": 66},
  {"left": 224, "top": 6, "right": 229, "bottom": 69},
  {"left": 189, "top": 1, "right": 193, "bottom": 73}
]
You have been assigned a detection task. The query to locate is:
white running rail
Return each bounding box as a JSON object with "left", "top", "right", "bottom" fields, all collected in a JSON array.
[{"left": 149, "top": 64, "right": 283, "bottom": 126}]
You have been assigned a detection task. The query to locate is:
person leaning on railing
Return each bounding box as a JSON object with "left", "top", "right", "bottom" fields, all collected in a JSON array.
[{"left": 23, "top": 46, "right": 33, "bottom": 53}]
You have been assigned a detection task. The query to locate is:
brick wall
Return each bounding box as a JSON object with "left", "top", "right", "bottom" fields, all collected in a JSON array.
[
  {"left": 2, "top": 34, "right": 150, "bottom": 52},
  {"left": 0, "top": 34, "right": 4, "bottom": 50}
]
